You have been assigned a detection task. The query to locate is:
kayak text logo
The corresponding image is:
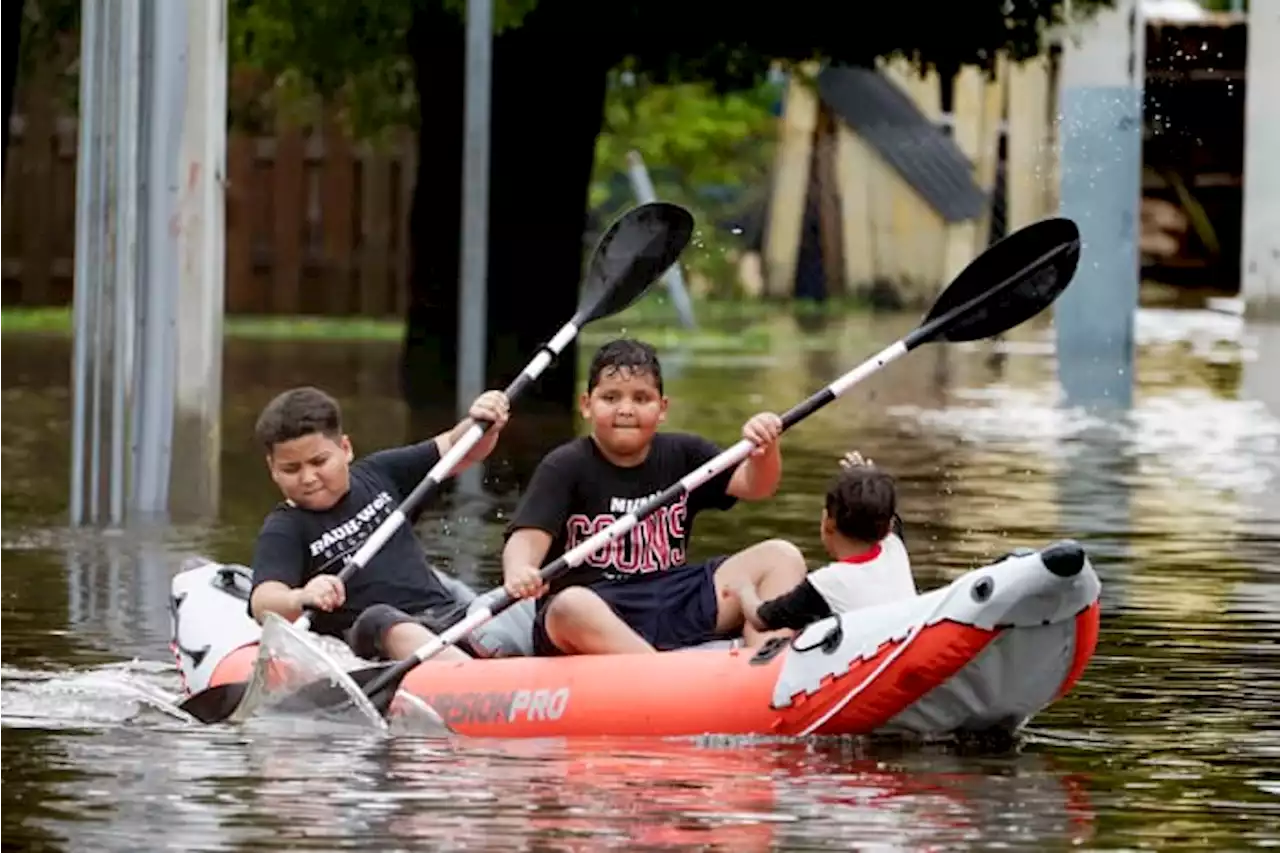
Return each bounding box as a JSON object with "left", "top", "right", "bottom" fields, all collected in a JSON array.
[{"left": 417, "top": 687, "right": 571, "bottom": 727}]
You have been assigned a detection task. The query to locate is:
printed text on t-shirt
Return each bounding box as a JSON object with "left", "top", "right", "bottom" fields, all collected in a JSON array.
[
  {"left": 565, "top": 492, "right": 689, "bottom": 573},
  {"left": 307, "top": 491, "right": 396, "bottom": 559}
]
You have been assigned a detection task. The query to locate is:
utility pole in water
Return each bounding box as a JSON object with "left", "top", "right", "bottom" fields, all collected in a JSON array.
[
  {"left": 1242, "top": 0, "right": 1280, "bottom": 319},
  {"left": 69, "top": 0, "right": 227, "bottom": 526},
  {"left": 456, "top": 0, "right": 493, "bottom": 499},
  {"left": 1054, "top": 0, "right": 1145, "bottom": 412}
]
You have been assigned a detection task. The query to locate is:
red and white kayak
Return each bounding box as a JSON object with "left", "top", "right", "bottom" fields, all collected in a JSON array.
[{"left": 169, "top": 541, "right": 1101, "bottom": 739}]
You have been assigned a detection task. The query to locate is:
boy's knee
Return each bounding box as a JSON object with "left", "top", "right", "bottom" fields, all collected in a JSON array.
[
  {"left": 544, "top": 587, "right": 609, "bottom": 629},
  {"left": 349, "top": 603, "right": 412, "bottom": 660},
  {"left": 757, "top": 538, "right": 807, "bottom": 576}
]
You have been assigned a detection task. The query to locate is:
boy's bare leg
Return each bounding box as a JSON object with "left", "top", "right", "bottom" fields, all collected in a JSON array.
[
  {"left": 712, "top": 538, "right": 808, "bottom": 647},
  {"left": 382, "top": 622, "right": 471, "bottom": 663},
  {"left": 543, "top": 587, "right": 657, "bottom": 655}
]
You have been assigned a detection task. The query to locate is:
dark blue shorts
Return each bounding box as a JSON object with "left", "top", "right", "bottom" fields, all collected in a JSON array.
[{"left": 532, "top": 557, "right": 729, "bottom": 656}]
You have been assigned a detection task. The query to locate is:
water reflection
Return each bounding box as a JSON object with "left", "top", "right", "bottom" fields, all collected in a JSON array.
[
  {"left": 2, "top": 304, "right": 1280, "bottom": 849},
  {"left": 6, "top": 725, "right": 1102, "bottom": 852}
]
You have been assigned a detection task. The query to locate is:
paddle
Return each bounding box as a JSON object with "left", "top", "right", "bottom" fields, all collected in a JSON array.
[
  {"left": 317, "top": 215, "right": 1084, "bottom": 717},
  {"left": 176, "top": 200, "right": 696, "bottom": 726}
]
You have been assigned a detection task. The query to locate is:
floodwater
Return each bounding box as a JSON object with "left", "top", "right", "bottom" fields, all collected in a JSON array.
[{"left": 3, "top": 303, "right": 1280, "bottom": 851}]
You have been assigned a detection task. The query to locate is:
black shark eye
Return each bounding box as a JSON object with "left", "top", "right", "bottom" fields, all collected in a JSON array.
[{"left": 971, "top": 576, "right": 994, "bottom": 603}]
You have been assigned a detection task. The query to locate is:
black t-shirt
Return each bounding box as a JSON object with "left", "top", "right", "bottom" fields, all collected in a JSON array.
[
  {"left": 505, "top": 433, "right": 739, "bottom": 595},
  {"left": 250, "top": 440, "right": 455, "bottom": 638}
]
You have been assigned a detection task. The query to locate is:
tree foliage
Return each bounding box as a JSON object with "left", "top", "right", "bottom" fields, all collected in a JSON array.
[
  {"left": 590, "top": 73, "right": 782, "bottom": 294},
  {"left": 18, "top": 0, "right": 1114, "bottom": 293},
  {"left": 20, "top": 0, "right": 1114, "bottom": 134}
]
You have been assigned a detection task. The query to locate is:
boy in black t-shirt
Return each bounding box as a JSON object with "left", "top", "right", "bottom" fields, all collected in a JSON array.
[
  {"left": 501, "top": 339, "right": 809, "bottom": 656},
  {"left": 249, "top": 385, "right": 509, "bottom": 662}
]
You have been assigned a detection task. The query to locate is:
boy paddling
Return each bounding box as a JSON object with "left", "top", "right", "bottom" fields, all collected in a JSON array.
[
  {"left": 501, "top": 339, "right": 808, "bottom": 655},
  {"left": 248, "top": 386, "right": 509, "bottom": 662}
]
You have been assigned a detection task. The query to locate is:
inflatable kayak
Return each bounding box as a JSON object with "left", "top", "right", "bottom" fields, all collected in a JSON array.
[{"left": 170, "top": 540, "right": 1101, "bottom": 739}]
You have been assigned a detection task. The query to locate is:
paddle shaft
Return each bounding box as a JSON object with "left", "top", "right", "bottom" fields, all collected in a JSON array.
[
  {"left": 295, "top": 319, "right": 581, "bottom": 631},
  {"left": 360, "top": 239, "right": 1076, "bottom": 698}
]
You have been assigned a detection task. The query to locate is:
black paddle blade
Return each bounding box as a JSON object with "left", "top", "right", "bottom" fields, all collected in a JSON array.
[
  {"left": 577, "top": 201, "right": 695, "bottom": 325},
  {"left": 268, "top": 663, "right": 408, "bottom": 723},
  {"left": 265, "top": 663, "right": 394, "bottom": 714},
  {"left": 177, "top": 681, "right": 249, "bottom": 724},
  {"left": 919, "top": 217, "right": 1081, "bottom": 345}
]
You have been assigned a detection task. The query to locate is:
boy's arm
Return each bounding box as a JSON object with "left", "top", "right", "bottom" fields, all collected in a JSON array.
[
  {"left": 728, "top": 442, "right": 782, "bottom": 501},
  {"left": 250, "top": 581, "right": 306, "bottom": 623},
  {"left": 369, "top": 391, "right": 509, "bottom": 497},
  {"left": 503, "top": 527, "right": 553, "bottom": 569},
  {"left": 732, "top": 583, "right": 769, "bottom": 632},
  {"left": 502, "top": 528, "right": 555, "bottom": 597},
  {"left": 248, "top": 524, "right": 311, "bottom": 624},
  {"left": 434, "top": 390, "right": 509, "bottom": 472},
  {"left": 499, "top": 445, "right": 576, "bottom": 597},
  {"left": 752, "top": 579, "right": 833, "bottom": 631},
  {"left": 727, "top": 412, "right": 784, "bottom": 501},
  {"left": 250, "top": 576, "right": 345, "bottom": 623}
]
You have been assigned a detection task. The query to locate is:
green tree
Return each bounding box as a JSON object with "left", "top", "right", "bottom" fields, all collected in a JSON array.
[
  {"left": 590, "top": 74, "right": 782, "bottom": 295},
  {"left": 12, "top": 0, "right": 1112, "bottom": 422}
]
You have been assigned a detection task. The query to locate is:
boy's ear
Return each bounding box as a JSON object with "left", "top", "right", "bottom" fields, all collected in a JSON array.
[
  {"left": 820, "top": 509, "right": 836, "bottom": 536},
  {"left": 658, "top": 394, "right": 669, "bottom": 423},
  {"left": 341, "top": 434, "right": 354, "bottom": 462},
  {"left": 579, "top": 391, "right": 592, "bottom": 420}
]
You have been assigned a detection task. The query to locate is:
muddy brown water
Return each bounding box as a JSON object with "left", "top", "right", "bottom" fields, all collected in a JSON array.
[{"left": 3, "top": 306, "right": 1279, "bottom": 851}]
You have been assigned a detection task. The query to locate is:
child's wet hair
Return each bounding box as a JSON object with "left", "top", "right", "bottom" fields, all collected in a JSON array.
[
  {"left": 825, "top": 464, "right": 897, "bottom": 542},
  {"left": 586, "top": 338, "right": 664, "bottom": 394},
  {"left": 255, "top": 386, "right": 343, "bottom": 453}
]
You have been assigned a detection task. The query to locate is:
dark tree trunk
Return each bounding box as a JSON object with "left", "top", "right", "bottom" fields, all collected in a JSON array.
[
  {"left": 403, "top": 3, "right": 613, "bottom": 478},
  {"left": 3, "top": 0, "right": 25, "bottom": 179}
]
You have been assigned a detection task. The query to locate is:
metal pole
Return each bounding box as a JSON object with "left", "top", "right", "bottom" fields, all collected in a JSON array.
[
  {"left": 168, "top": 0, "right": 228, "bottom": 523},
  {"left": 455, "top": 0, "right": 493, "bottom": 499},
  {"left": 626, "top": 150, "right": 697, "bottom": 328},
  {"left": 132, "top": 0, "right": 185, "bottom": 517},
  {"left": 70, "top": 0, "right": 102, "bottom": 526},
  {"left": 89, "top": 4, "right": 120, "bottom": 526},
  {"left": 457, "top": 0, "right": 491, "bottom": 418},
  {"left": 1241, "top": 0, "right": 1280, "bottom": 318},
  {"left": 110, "top": 0, "right": 142, "bottom": 526}
]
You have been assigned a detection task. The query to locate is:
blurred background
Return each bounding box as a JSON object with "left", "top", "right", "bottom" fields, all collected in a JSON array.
[{"left": 3, "top": 0, "right": 1280, "bottom": 850}]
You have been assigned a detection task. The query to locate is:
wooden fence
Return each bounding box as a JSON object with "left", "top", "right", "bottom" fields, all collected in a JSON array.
[{"left": 2, "top": 95, "right": 418, "bottom": 317}]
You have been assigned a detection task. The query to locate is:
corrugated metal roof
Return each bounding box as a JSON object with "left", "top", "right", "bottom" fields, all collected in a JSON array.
[{"left": 816, "top": 65, "right": 987, "bottom": 223}]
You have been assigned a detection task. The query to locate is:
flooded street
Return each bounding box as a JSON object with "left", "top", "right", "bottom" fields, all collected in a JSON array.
[{"left": 3, "top": 304, "right": 1280, "bottom": 851}]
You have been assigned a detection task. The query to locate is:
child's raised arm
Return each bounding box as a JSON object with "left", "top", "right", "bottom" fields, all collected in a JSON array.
[{"left": 727, "top": 579, "right": 835, "bottom": 632}]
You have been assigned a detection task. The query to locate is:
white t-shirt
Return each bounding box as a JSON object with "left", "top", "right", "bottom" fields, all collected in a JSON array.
[{"left": 806, "top": 533, "right": 916, "bottom": 613}]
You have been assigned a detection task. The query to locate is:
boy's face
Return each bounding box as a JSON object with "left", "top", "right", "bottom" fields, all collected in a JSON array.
[
  {"left": 579, "top": 366, "right": 668, "bottom": 458},
  {"left": 266, "top": 432, "right": 354, "bottom": 511}
]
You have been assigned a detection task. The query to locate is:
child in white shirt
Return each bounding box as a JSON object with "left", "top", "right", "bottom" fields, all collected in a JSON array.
[{"left": 729, "top": 451, "right": 917, "bottom": 631}]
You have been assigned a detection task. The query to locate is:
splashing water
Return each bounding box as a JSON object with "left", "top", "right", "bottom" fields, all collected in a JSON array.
[
  {"left": 233, "top": 614, "right": 452, "bottom": 737},
  {"left": 1, "top": 660, "right": 191, "bottom": 729}
]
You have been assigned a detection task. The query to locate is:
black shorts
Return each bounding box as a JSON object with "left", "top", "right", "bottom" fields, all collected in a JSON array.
[
  {"left": 345, "top": 601, "right": 479, "bottom": 660},
  {"left": 532, "top": 557, "right": 729, "bottom": 656}
]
